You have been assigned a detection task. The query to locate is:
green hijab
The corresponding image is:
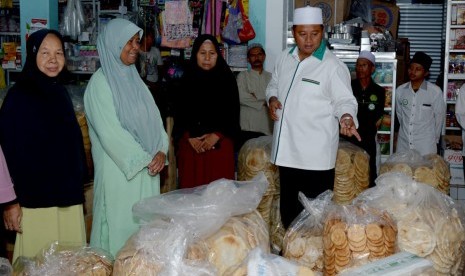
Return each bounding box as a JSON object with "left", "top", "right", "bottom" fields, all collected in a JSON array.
[{"left": 97, "top": 18, "right": 164, "bottom": 155}]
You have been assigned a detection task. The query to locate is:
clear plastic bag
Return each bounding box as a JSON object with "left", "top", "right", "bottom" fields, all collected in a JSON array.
[
  {"left": 237, "top": 136, "right": 283, "bottom": 253},
  {"left": 282, "top": 190, "right": 334, "bottom": 273},
  {"left": 334, "top": 141, "right": 370, "bottom": 204},
  {"left": 0, "top": 257, "right": 12, "bottom": 276},
  {"left": 113, "top": 219, "right": 217, "bottom": 276},
  {"left": 378, "top": 150, "right": 450, "bottom": 194},
  {"left": 62, "top": 0, "right": 85, "bottom": 40},
  {"left": 114, "top": 211, "right": 269, "bottom": 276},
  {"left": 12, "top": 242, "right": 113, "bottom": 275},
  {"left": 355, "top": 172, "right": 465, "bottom": 275},
  {"left": 225, "top": 247, "right": 321, "bottom": 276},
  {"left": 133, "top": 172, "right": 269, "bottom": 238},
  {"left": 321, "top": 201, "right": 398, "bottom": 275},
  {"left": 115, "top": 174, "right": 270, "bottom": 276}
]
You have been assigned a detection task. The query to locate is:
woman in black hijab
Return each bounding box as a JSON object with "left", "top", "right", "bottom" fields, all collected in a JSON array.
[
  {"left": 0, "top": 29, "right": 87, "bottom": 262},
  {"left": 174, "top": 34, "right": 240, "bottom": 188}
]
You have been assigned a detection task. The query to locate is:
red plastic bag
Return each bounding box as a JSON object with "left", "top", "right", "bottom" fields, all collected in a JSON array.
[{"left": 237, "top": 0, "right": 255, "bottom": 42}]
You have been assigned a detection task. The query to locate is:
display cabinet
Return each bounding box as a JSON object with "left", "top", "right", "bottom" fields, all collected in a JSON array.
[
  {"left": 444, "top": 0, "right": 465, "bottom": 136},
  {"left": 1, "top": 0, "right": 20, "bottom": 78},
  {"left": 443, "top": 1, "right": 465, "bottom": 191},
  {"left": 339, "top": 54, "right": 397, "bottom": 163}
]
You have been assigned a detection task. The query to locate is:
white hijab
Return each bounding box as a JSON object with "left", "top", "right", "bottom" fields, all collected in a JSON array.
[{"left": 97, "top": 18, "right": 164, "bottom": 155}]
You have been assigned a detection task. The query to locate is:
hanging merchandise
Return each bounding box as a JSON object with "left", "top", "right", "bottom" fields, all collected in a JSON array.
[
  {"left": 160, "top": 0, "right": 195, "bottom": 49},
  {"left": 221, "top": 0, "right": 255, "bottom": 44},
  {"left": 221, "top": 1, "right": 242, "bottom": 44},
  {"left": 202, "top": 0, "right": 223, "bottom": 37},
  {"left": 63, "top": 0, "right": 85, "bottom": 40},
  {"left": 237, "top": 0, "right": 255, "bottom": 43}
]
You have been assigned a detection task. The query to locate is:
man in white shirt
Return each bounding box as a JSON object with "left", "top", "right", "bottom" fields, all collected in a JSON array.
[
  {"left": 395, "top": 52, "right": 445, "bottom": 156},
  {"left": 266, "top": 6, "right": 360, "bottom": 228},
  {"left": 236, "top": 43, "right": 273, "bottom": 149}
]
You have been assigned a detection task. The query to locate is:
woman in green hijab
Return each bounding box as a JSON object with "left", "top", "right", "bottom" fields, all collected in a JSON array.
[{"left": 84, "top": 18, "right": 168, "bottom": 257}]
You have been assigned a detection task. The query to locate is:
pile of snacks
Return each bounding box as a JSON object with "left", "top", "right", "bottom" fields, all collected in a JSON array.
[
  {"left": 237, "top": 136, "right": 284, "bottom": 253},
  {"left": 282, "top": 191, "right": 334, "bottom": 273},
  {"left": 333, "top": 142, "right": 370, "bottom": 204},
  {"left": 379, "top": 151, "right": 450, "bottom": 194},
  {"left": 322, "top": 206, "right": 397, "bottom": 275},
  {"left": 13, "top": 243, "right": 113, "bottom": 276},
  {"left": 113, "top": 211, "right": 269, "bottom": 275},
  {"left": 357, "top": 172, "right": 465, "bottom": 275}
]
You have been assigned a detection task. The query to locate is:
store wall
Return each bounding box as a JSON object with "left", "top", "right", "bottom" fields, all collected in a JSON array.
[
  {"left": 19, "top": 0, "right": 58, "bottom": 66},
  {"left": 263, "top": 0, "right": 286, "bottom": 72},
  {"left": 248, "top": 0, "right": 286, "bottom": 73}
]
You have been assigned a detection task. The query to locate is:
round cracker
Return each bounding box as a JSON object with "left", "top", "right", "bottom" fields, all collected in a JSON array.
[
  {"left": 365, "top": 224, "right": 383, "bottom": 242},
  {"left": 391, "top": 163, "right": 413, "bottom": 177}
]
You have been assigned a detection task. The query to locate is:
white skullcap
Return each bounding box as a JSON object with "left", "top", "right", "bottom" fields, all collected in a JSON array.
[
  {"left": 293, "top": 6, "right": 323, "bottom": 25},
  {"left": 358, "top": 51, "right": 376, "bottom": 65}
]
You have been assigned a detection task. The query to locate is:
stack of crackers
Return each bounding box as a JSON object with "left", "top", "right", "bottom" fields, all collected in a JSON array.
[
  {"left": 322, "top": 208, "right": 397, "bottom": 275},
  {"left": 282, "top": 191, "right": 334, "bottom": 273},
  {"left": 379, "top": 153, "right": 450, "bottom": 194},
  {"left": 283, "top": 225, "right": 324, "bottom": 272},
  {"left": 237, "top": 136, "right": 284, "bottom": 253},
  {"left": 334, "top": 143, "right": 370, "bottom": 204}
]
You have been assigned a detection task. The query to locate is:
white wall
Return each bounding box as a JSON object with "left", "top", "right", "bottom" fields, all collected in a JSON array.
[{"left": 264, "top": 0, "right": 286, "bottom": 72}]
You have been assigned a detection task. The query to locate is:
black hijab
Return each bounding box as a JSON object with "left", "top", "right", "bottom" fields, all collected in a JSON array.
[
  {"left": 0, "top": 29, "right": 87, "bottom": 208},
  {"left": 187, "top": 34, "right": 231, "bottom": 77},
  {"left": 174, "top": 34, "right": 240, "bottom": 143},
  {"left": 18, "top": 29, "right": 68, "bottom": 86}
]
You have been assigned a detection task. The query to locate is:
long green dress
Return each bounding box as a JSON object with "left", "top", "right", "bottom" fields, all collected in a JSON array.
[{"left": 84, "top": 70, "right": 168, "bottom": 257}]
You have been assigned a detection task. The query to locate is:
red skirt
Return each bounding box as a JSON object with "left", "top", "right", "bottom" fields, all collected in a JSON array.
[{"left": 176, "top": 133, "right": 235, "bottom": 189}]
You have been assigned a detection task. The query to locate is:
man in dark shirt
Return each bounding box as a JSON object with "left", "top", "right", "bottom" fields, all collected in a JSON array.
[{"left": 349, "top": 51, "right": 385, "bottom": 187}]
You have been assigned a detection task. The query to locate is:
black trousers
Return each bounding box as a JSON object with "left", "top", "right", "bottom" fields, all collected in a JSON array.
[{"left": 279, "top": 166, "right": 335, "bottom": 229}]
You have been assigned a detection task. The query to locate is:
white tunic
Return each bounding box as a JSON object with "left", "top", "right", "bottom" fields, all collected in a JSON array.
[
  {"left": 266, "top": 44, "right": 358, "bottom": 170},
  {"left": 395, "top": 80, "right": 445, "bottom": 156}
]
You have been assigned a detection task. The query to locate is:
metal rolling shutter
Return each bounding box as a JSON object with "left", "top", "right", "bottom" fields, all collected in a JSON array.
[{"left": 396, "top": 2, "right": 446, "bottom": 83}]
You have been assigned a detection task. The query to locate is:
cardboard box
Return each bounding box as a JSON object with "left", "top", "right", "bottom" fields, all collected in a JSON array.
[
  {"left": 294, "top": 0, "right": 351, "bottom": 26},
  {"left": 371, "top": 0, "right": 400, "bottom": 38}
]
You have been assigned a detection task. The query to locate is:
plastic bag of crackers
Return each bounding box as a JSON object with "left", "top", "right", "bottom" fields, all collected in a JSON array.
[
  {"left": 13, "top": 242, "right": 113, "bottom": 275},
  {"left": 355, "top": 172, "right": 465, "bottom": 276},
  {"left": 237, "top": 136, "right": 285, "bottom": 253},
  {"left": 113, "top": 210, "right": 270, "bottom": 276},
  {"left": 114, "top": 174, "right": 270, "bottom": 275},
  {"left": 321, "top": 202, "right": 398, "bottom": 275},
  {"left": 282, "top": 190, "right": 335, "bottom": 273},
  {"left": 379, "top": 150, "right": 450, "bottom": 194},
  {"left": 333, "top": 141, "right": 370, "bottom": 205}
]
